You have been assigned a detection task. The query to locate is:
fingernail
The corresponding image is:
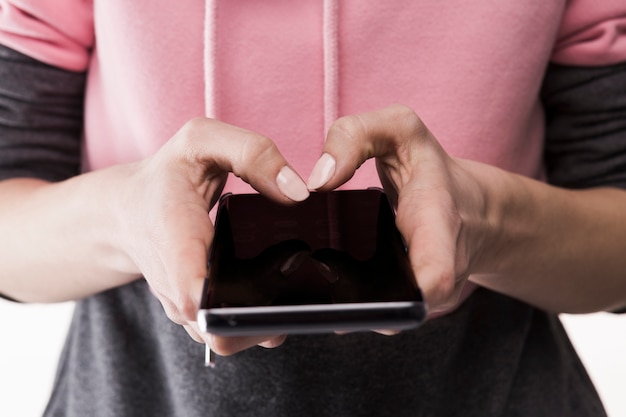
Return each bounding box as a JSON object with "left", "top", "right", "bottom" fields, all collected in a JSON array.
[
  {"left": 307, "top": 153, "right": 335, "bottom": 190},
  {"left": 276, "top": 166, "right": 310, "bottom": 202},
  {"left": 279, "top": 251, "right": 310, "bottom": 275},
  {"left": 312, "top": 260, "right": 339, "bottom": 283}
]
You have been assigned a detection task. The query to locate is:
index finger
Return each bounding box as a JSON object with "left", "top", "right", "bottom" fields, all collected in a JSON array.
[
  {"left": 149, "top": 118, "right": 310, "bottom": 325},
  {"left": 306, "top": 104, "right": 440, "bottom": 192},
  {"left": 161, "top": 117, "right": 310, "bottom": 204},
  {"left": 306, "top": 105, "right": 463, "bottom": 311}
]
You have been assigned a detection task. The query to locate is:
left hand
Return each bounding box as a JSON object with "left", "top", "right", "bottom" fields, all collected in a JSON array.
[{"left": 307, "top": 104, "right": 490, "bottom": 314}]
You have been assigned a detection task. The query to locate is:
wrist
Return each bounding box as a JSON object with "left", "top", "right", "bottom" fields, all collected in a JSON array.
[
  {"left": 453, "top": 158, "right": 532, "bottom": 277},
  {"left": 67, "top": 165, "right": 143, "bottom": 283}
]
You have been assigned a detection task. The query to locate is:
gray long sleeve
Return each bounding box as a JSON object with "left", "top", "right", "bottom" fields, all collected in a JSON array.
[
  {"left": 0, "top": 43, "right": 85, "bottom": 182},
  {"left": 542, "top": 61, "right": 626, "bottom": 189}
]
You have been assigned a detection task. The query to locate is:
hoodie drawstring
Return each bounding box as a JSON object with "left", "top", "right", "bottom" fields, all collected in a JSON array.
[
  {"left": 322, "top": 0, "right": 339, "bottom": 134},
  {"left": 204, "top": 0, "right": 218, "bottom": 120},
  {"left": 203, "top": 0, "right": 339, "bottom": 136}
]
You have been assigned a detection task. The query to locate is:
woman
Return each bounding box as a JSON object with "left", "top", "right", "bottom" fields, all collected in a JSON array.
[{"left": 1, "top": 1, "right": 625, "bottom": 415}]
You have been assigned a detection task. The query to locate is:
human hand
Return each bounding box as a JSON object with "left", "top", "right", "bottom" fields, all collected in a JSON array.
[
  {"left": 111, "top": 117, "right": 308, "bottom": 354},
  {"left": 307, "top": 104, "right": 489, "bottom": 314}
]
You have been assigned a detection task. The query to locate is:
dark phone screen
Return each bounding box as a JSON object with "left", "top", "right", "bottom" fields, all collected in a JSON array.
[{"left": 203, "top": 189, "right": 422, "bottom": 309}]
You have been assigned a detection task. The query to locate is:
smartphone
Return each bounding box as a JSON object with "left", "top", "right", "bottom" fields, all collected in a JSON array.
[{"left": 197, "top": 188, "right": 426, "bottom": 336}]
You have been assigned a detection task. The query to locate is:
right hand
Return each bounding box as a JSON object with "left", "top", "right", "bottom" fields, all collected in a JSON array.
[{"left": 110, "top": 117, "right": 309, "bottom": 354}]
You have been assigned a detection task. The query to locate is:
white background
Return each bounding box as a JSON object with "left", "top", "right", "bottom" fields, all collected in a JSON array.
[{"left": 1, "top": 300, "right": 625, "bottom": 417}]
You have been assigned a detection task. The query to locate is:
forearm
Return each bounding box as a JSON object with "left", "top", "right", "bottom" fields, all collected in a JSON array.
[
  {"left": 0, "top": 44, "right": 134, "bottom": 302},
  {"left": 0, "top": 173, "right": 141, "bottom": 303},
  {"left": 473, "top": 61, "right": 626, "bottom": 314},
  {"left": 469, "top": 160, "right": 626, "bottom": 313}
]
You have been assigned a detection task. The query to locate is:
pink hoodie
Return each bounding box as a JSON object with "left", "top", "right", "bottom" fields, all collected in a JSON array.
[
  {"left": 1, "top": 0, "right": 625, "bottom": 192},
  {"left": 1, "top": 0, "right": 625, "bottom": 313}
]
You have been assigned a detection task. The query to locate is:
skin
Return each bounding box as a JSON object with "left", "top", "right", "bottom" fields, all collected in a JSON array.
[{"left": 1, "top": 104, "right": 626, "bottom": 356}]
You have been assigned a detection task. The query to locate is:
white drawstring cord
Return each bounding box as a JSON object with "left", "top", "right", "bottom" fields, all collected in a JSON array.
[
  {"left": 201, "top": 0, "right": 340, "bottom": 367},
  {"left": 203, "top": 0, "right": 218, "bottom": 368},
  {"left": 204, "top": 0, "right": 218, "bottom": 120},
  {"left": 205, "top": 0, "right": 338, "bottom": 132},
  {"left": 323, "top": 0, "right": 339, "bottom": 135}
]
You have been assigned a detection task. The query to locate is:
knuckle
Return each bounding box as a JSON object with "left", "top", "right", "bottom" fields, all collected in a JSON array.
[
  {"left": 166, "top": 117, "right": 212, "bottom": 164},
  {"left": 162, "top": 301, "right": 185, "bottom": 325},
  {"left": 418, "top": 263, "right": 458, "bottom": 312},
  {"left": 438, "top": 269, "right": 457, "bottom": 298},
  {"left": 388, "top": 103, "right": 416, "bottom": 118},
  {"left": 385, "top": 104, "right": 428, "bottom": 140},
  {"left": 210, "top": 338, "right": 239, "bottom": 356},
  {"left": 174, "top": 292, "right": 198, "bottom": 322},
  {"left": 228, "top": 134, "right": 284, "bottom": 184},
  {"left": 245, "top": 134, "right": 277, "bottom": 160},
  {"left": 181, "top": 117, "right": 211, "bottom": 136},
  {"left": 394, "top": 208, "right": 412, "bottom": 232},
  {"left": 260, "top": 335, "right": 287, "bottom": 349},
  {"left": 328, "top": 114, "right": 366, "bottom": 144},
  {"left": 239, "top": 134, "right": 279, "bottom": 168},
  {"left": 431, "top": 269, "right": 462, "bottom": 311},
  {"left": 184, "top": 327, "right": 204, "bottom": 344},
  {"left": 160, "top": 291, "right": 196, "bottom": 325}
]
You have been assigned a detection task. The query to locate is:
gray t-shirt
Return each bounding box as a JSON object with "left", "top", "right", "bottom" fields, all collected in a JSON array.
[
  {"left": 46, "top": 281, "right": 605, "bottom": 417},
  {"left": 2, "top": 44, "right": 624, "bottom": 416}
]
